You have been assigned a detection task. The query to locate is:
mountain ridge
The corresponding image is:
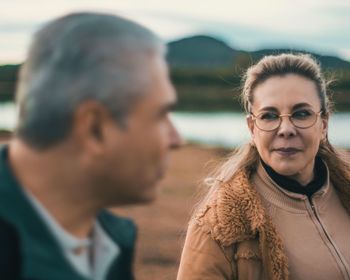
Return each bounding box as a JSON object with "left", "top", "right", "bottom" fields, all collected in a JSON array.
[{"left": 167, "top": 35, "right": 350, "bottom": 70}]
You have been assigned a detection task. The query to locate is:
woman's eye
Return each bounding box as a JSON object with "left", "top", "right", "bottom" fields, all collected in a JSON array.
[
  {"left": 292, "top": 110, "right": 312, "bottom": 119},
  {"left": 259, "top": 112, "right": 279, "bottom": 121}
]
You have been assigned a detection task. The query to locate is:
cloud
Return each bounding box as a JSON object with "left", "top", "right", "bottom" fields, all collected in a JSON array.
[
  {"left": 140, "top": 10, "right": 349, "bottom": 60},
  {"left": 0, "top": 0, "right": 349, "bottom": 62}
]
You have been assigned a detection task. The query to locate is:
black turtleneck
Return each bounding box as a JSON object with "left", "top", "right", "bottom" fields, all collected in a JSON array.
[{"left": 261, "top": 157, "right": 327, "bottom": 200}]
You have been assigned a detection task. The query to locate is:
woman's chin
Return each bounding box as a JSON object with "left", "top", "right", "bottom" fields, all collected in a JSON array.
[{"left": 270, "top": 164, "right": 301, "bottom": 177}]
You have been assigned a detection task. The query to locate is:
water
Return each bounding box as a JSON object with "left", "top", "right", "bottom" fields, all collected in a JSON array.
[
  {"left": 171, "top": 112, "right": 250, "bottom": 147},
  {"left": 0, "top": 102, "right": 18, "bottom": 131},
  {"left": 172, "top": 112, "right": 350, "bottom": 148},
  {"left": 1, "top": 102, "right": 350, "bottom": 148}
]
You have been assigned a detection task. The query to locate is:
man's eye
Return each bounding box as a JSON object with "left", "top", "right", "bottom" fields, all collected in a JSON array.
[
  {"left": 259, "top": 112, "right": 279, "bottom": 121},
  {"left": 292, "top": 110, "right": 312, "bottom": 120}
]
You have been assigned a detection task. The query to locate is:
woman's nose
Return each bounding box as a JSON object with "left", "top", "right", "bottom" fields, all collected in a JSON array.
[{"left": 277, "top": 116, "right": 297, "bottom": 137}]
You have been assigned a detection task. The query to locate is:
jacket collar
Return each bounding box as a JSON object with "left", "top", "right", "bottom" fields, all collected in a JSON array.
[
  {"left": 195, "top": 160, "right": 350, "bottom": 280},
  {"left": 195, "top": 165, "right": 330, "bottom": 280},
  {"left": 261, "top": 157, "right": 327, "bottom": 198},
  {"left": 254, "top": 161, "right": 334, "bottom": 214},
  {"left": 0, "top": 145, "right": 136, "bottom": 280}
]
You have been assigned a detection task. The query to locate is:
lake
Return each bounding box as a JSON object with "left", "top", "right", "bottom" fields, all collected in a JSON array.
[{"left": 1, "top": 102, "right": 350, "bottom": 148}]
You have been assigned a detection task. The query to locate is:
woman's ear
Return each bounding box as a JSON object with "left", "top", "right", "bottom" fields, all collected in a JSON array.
[{"left": 246, "top": 115, "right": 255, "bottom": 136}]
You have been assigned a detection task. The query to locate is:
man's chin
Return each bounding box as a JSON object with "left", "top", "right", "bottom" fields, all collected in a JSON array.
[
  {"left": 130, "top": 185, "right": 159, "bottom": 205},
  {"left": 142, "top": 185, "right": 160, "bottom": 203},
  {"left": 139, "top": 195, "right": 157, "bottom": 204}
]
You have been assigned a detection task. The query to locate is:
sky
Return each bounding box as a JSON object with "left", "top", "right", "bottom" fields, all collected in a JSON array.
[{"left": 1, "top": 0, "right": 350, "bottom": 64}]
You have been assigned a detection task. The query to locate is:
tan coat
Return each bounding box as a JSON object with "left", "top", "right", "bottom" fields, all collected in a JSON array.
[{"left": 177, "top": 163, "right": 350, "bottom": 280}]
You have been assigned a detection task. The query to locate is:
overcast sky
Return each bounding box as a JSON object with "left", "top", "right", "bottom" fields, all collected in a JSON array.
[{"left": 1, "top": 0, "right": 349, "bottom": 64}]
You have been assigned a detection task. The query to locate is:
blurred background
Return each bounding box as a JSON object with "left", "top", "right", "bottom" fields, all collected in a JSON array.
[{"left": 0, "top": 0, "right": 350, "bottom": 279}]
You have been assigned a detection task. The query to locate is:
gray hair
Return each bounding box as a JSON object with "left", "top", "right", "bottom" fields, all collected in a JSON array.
[{"left": 16, "top": 12, "right": 166, "bottom": 148}]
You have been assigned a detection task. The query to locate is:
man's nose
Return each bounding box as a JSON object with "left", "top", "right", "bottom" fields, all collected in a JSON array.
[{"left": 169, "top": 121, "right": 184, "bottom": 149}]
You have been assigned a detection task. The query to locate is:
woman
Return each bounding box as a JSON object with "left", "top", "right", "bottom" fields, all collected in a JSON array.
[{"left": 177, "top": 53, "right": 350, "bottom": 280}]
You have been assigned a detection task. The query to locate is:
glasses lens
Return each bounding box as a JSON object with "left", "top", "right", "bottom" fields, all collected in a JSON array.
[
  {"left": 291, "top": 109, "right": 317, "bottom": 128},
  {"left": 256, "top": 112, "right": 280, "bottom": 131}
]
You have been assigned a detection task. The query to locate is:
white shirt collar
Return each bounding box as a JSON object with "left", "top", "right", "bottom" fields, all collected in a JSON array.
[{"left": 24, "top": 190, "right": 120, "bottom": 280}]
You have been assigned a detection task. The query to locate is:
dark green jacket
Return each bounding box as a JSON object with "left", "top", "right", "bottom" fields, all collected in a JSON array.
[{"left": 0, "top": 145, "right": 137, "bottom": 280}]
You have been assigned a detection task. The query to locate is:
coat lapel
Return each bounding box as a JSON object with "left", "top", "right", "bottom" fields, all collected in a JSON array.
[{"left": 195, "top": 170, "right": 289, "bottom": 280}]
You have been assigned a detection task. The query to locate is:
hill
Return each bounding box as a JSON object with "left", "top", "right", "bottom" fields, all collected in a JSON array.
[
  {"left": 167, "top": 35, "right": 350, "bottom": 70},
  {"left": 166, "top": 35, "right": 350, "bottom": 111},
  {"left": 167, "top": 35, "right": 238, "bottom": 68}
]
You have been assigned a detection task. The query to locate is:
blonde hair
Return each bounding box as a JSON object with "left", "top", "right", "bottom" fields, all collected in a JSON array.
[{"left": 194, "top": 53, "right": 350, "bottom": 213}]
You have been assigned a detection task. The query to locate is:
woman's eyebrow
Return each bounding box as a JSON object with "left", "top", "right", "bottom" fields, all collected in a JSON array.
[
  {"left": 258, "top": 103, "right": 313, "bottom": 112},
  {"left": 292, "top": 103, "right": 312, "bottom": 110},
  {"left": 258, "top": 106, "right": 278, "bottom": 112}
]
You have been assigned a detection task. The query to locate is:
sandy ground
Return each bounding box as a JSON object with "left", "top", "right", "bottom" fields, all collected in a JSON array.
[
  {"left": 113, "top": 144, "right": 228, "bottom": 280},
  {"left": 0, "top": 133, "right": 229, "bottom": 279},
  {"left": 0, "top": 131, "right": 12, "bottom": 144}
]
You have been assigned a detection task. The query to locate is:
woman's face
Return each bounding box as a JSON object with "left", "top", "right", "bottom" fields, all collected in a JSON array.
[{"left": 247, "top": 74, "right": 328, "bottom": 185}]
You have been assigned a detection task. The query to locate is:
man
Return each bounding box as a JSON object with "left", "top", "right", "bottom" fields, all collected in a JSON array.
[{"left": 0, "top": 12, "right": 181, "bottom": 279}]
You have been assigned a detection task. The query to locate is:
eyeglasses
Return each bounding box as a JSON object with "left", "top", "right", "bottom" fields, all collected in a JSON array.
[{"left": 250, "top": 109, "right": 323, "bottom": 131}]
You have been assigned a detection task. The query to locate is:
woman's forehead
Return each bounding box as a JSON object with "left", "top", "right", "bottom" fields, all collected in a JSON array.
[{"left": 251, "top": 74, "right": 320, "bottom": 110}]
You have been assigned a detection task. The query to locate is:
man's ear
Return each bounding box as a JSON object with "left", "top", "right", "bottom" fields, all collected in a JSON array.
[{"left": 71, "top": 101, "right": 110, "bottom": 155}]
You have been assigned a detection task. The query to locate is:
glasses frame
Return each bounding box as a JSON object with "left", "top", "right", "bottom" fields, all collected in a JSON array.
[{"left": 249, "top": 109, "right": 323, "bottom": 132}]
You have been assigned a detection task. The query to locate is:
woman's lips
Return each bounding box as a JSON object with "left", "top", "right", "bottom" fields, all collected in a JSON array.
[{"left": 274, "top": 147, "right": 301, "bottom": 156}]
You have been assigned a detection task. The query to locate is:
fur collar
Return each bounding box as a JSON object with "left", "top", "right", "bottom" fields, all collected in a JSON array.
[{"left": 194, "top": 170, "right": 287, "bottom": 280}]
